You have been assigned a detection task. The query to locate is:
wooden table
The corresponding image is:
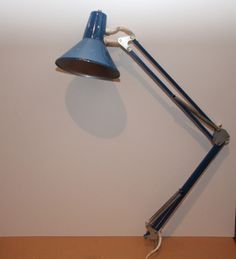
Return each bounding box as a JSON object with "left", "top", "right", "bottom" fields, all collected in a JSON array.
[{"left": 0, "top": 237, "right": 235, "bottom": 259}]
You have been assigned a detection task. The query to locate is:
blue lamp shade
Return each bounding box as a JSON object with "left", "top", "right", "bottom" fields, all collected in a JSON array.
[{"left": 55, "top": 11, "right": 120, "bottom": 79}]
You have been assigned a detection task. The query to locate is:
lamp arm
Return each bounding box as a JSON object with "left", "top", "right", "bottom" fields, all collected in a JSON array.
[
  {"left": 145, "top": 144, "right": 223, "bottom": 239},
  {"left": 174, "top": 96, "right": 220, "bottom": 131},
  {"left": 128, "top": 46, "right": 215, "bottom": 142},
  {"left": 116, "top": 36, "right": 230, "bottom": 239},
  {"left": 132, "top": 39, "right": 216, "bottom": 125}
]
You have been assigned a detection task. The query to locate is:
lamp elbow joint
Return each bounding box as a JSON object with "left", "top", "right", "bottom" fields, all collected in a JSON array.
[{"left": 212, "top": 128, "right": 230, "bottom": 146}]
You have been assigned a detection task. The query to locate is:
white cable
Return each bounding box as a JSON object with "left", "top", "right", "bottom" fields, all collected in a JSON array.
[
  {"left": 105, "top": 26, "right": 135, "bottom": 37},
  {"left": 145, "top": 232, "right": 162, "bottom": 259}
]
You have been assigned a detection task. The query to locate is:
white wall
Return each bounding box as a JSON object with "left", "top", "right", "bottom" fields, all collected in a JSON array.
[{"left": 0, "top": 0, "right": 235, "bottom": 236}]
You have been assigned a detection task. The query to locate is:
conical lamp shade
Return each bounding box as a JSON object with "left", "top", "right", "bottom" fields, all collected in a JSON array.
[{"left": 55, "top": 11, "right": 120, "bottom": 79}]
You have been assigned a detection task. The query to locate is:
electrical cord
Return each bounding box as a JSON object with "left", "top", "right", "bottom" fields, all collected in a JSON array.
[{"left": 145, "top": 232, "right": 162, "bottom": 259}]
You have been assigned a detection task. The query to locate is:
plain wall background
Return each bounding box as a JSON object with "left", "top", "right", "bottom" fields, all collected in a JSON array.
[{"left": 0, "top": 0, "right": 235, "bottom": 237}]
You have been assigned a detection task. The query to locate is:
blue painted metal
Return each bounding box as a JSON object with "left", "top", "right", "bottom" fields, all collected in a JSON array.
[
  {"left": 180, "top": 144, "right": 223, "bottom": 195},
  {"left": 174, "top": 97, "right": 213, "bottom": 141},
  {"left": 133, "top": 39, "right": 214, "bottom": 123},
  {"left": 83, "top": 11, "right": 107, "bottom": 40},
  {"left": 129, "top": 50, "right": 213, "bottom": 141},
  {"left": 55, "top": 11, "right": 120, "bottom": 79},
  {"left": 129, "top": 51, "right": 176, "bottom": 99},
  {"left": 145, "top": 144, "right": 224, "bottom": 233}
]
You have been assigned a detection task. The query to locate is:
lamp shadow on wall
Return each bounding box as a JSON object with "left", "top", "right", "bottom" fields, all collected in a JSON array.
[{"left": 65, "top": 76, "right": 127, "bottom": 138}]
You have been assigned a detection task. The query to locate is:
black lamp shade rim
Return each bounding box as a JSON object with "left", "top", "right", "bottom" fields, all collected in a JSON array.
[{"left": 55, "top": 57, "right": 120, "bottom": 80}]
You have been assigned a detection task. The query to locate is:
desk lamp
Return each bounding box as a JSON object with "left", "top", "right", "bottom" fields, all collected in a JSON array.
[{"left": 56, "top": 10, "right": 230, "bottom": 258}]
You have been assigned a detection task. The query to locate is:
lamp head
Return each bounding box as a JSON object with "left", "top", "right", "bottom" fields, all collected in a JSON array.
[{"left": 55, "top": 11, "right": 120, "bottom": 80}]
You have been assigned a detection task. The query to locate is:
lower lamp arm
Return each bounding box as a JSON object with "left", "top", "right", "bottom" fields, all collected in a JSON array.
[{"left": 145, "top": 144, "right": 224, "bottom": 239}]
